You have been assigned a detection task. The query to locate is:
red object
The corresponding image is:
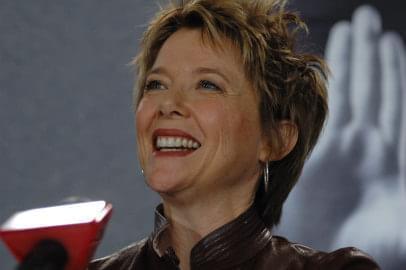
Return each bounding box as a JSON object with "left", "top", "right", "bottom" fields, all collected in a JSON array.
[{"left": 0, "top": 201, "right": 113, "bottom": 270}]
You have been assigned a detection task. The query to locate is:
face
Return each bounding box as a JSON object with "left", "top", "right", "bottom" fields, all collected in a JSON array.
[{"left": 136, "top": 28, "right": 269, "bottom": 202}]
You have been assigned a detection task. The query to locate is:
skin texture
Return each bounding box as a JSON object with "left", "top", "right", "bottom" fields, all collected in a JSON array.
[{"left": 135, "top": 28, "right": 269, "bottom": 270}]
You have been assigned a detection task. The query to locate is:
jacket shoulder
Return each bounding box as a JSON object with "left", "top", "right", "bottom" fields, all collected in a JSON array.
[
  {"left": 267, "top": 235, "right": 380, "bottom": 269},
  {"left": 88, "top": 238, "right": 148, "bottom": 270},
  {"left": 317, "top": 246, "right": 380, "bottom": 270}
]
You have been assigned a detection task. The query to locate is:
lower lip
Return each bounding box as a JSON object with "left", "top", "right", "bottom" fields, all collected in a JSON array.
[{"left": 153, "top": 149, "right": 196, "bottom": 157}]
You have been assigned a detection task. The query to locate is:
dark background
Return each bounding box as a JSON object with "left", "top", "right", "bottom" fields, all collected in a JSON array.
[{"left": 1, "top": 0, "right": 405, "bottom": 269}]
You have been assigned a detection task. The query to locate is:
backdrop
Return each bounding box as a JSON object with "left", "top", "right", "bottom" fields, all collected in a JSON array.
[{"left": 1, "top": 0, "right": 405, "bottom": 269}]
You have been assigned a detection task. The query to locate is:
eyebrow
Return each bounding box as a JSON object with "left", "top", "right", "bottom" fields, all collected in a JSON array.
[
  {"left": 147, "top": 67, "right": 170, "bottom": 77},
  {"left": 193, "top": 67, "right": 230, "bottom": 84},
  {"left": 147, "top": 66, "right": 231, "bottom": 84}
]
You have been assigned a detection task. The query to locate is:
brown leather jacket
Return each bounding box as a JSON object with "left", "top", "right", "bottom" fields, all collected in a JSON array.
[{"left": 89, "top": 205, "right": 380, "bottom": 270}]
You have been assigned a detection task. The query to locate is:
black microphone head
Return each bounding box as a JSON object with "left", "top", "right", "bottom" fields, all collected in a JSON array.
[{"left": 17, "top": 239, "right": 68, "bottom": 270}]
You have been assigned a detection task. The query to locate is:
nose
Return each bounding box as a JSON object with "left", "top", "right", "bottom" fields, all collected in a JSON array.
[{"left": 158, "top": 89, "right": 189, "bottom": 118}]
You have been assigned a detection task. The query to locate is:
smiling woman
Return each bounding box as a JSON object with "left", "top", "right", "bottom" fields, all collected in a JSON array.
[
  {"left": 88, "top": 0, "right": 380, "bottom": 269},
  {"left": 136, "top": 28, "right": 267, "bottom": 207}
]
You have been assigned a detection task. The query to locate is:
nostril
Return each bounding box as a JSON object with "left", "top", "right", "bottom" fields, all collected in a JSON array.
[
  {"left": 159, "top": 109, "right": 183, "bottom": 117},
  {"left": 159, "top": 102, "right": 189, "bottom": 118}
]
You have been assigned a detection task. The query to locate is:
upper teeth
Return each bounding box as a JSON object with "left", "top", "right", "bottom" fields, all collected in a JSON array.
[{"left": 156, "top": 136, "right": 200, "bottom": 149}]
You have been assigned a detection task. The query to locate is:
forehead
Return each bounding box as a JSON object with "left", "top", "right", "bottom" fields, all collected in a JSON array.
[{"left": 152, "top": 28, "right": 245, "bottom": 76}]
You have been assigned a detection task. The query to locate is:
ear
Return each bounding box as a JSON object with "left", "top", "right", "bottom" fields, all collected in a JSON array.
[{"left": 259, "top": 120, "right": 298, "bottom": 162}]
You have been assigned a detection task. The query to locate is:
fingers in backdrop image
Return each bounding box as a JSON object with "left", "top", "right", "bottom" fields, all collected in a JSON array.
[{"left": 277, "top": 4, "right": 406, "bottom": 269}]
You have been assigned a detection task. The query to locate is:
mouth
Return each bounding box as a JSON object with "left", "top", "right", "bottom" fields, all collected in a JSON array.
[{"left": 152, "top": 129, "right": 201, "bottom": 155}]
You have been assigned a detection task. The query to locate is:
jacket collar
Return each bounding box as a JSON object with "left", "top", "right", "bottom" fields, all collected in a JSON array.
[{"left": 151, "top": 203, "right": 273, "bottom": 269}]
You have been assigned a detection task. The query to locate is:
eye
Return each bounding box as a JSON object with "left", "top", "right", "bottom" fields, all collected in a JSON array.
[
  {"left": 199, "top": 80, "right": 221, "bottom": 91},
  {"left": 144, "top": 80, "right": 166, "bottom": 91},
  {"left": 199, "top": 80, "right": 219, "bottom": 90}
]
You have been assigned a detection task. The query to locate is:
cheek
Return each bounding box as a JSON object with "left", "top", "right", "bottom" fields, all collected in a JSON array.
[
  {"left": 135, "top": 97, "right": 156, "bottom": 134},
  {"left": 135, "top": 98, "right": 157, "bottom": 163},
  {"left": 195, "top": 99, "right": 259, "bottom": 154},
  {"left": 222, "top": 101, "right": 262, "bottom": 158}
]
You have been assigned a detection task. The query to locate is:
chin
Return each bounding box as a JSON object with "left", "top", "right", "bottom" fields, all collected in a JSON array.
[{"left": 145, "top": 171, "right": 189, "bottom": 195}]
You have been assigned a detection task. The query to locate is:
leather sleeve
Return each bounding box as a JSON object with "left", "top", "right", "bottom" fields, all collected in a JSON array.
[{"left": 318, "top": 247, "right": 380, "bottom": 270}]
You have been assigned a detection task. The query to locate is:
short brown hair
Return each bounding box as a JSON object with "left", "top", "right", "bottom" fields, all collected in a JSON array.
[{"left": 133, "top": 0, "right": 328, "bottom": 227}]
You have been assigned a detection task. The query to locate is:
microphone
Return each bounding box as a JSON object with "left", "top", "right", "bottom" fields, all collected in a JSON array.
[
  {"left": 0, "top": 201, "right": 113, "bottom": 270},
  {"left": 17, "top": 239, "right": 68, "bottom": 270}
]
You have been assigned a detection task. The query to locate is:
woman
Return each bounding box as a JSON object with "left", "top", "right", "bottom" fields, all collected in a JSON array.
[{"left": 90, "top": 0, "right": 380, "bottom": 269}]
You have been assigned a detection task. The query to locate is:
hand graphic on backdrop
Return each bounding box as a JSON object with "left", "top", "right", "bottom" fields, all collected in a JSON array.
[{"left": 278, "top": 5, "right": 406, "bottom": 269}]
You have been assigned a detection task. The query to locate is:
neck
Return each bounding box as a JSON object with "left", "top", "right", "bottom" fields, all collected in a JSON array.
[{"left": 161, "top": 183, "right": 257, "bottom": 270}]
